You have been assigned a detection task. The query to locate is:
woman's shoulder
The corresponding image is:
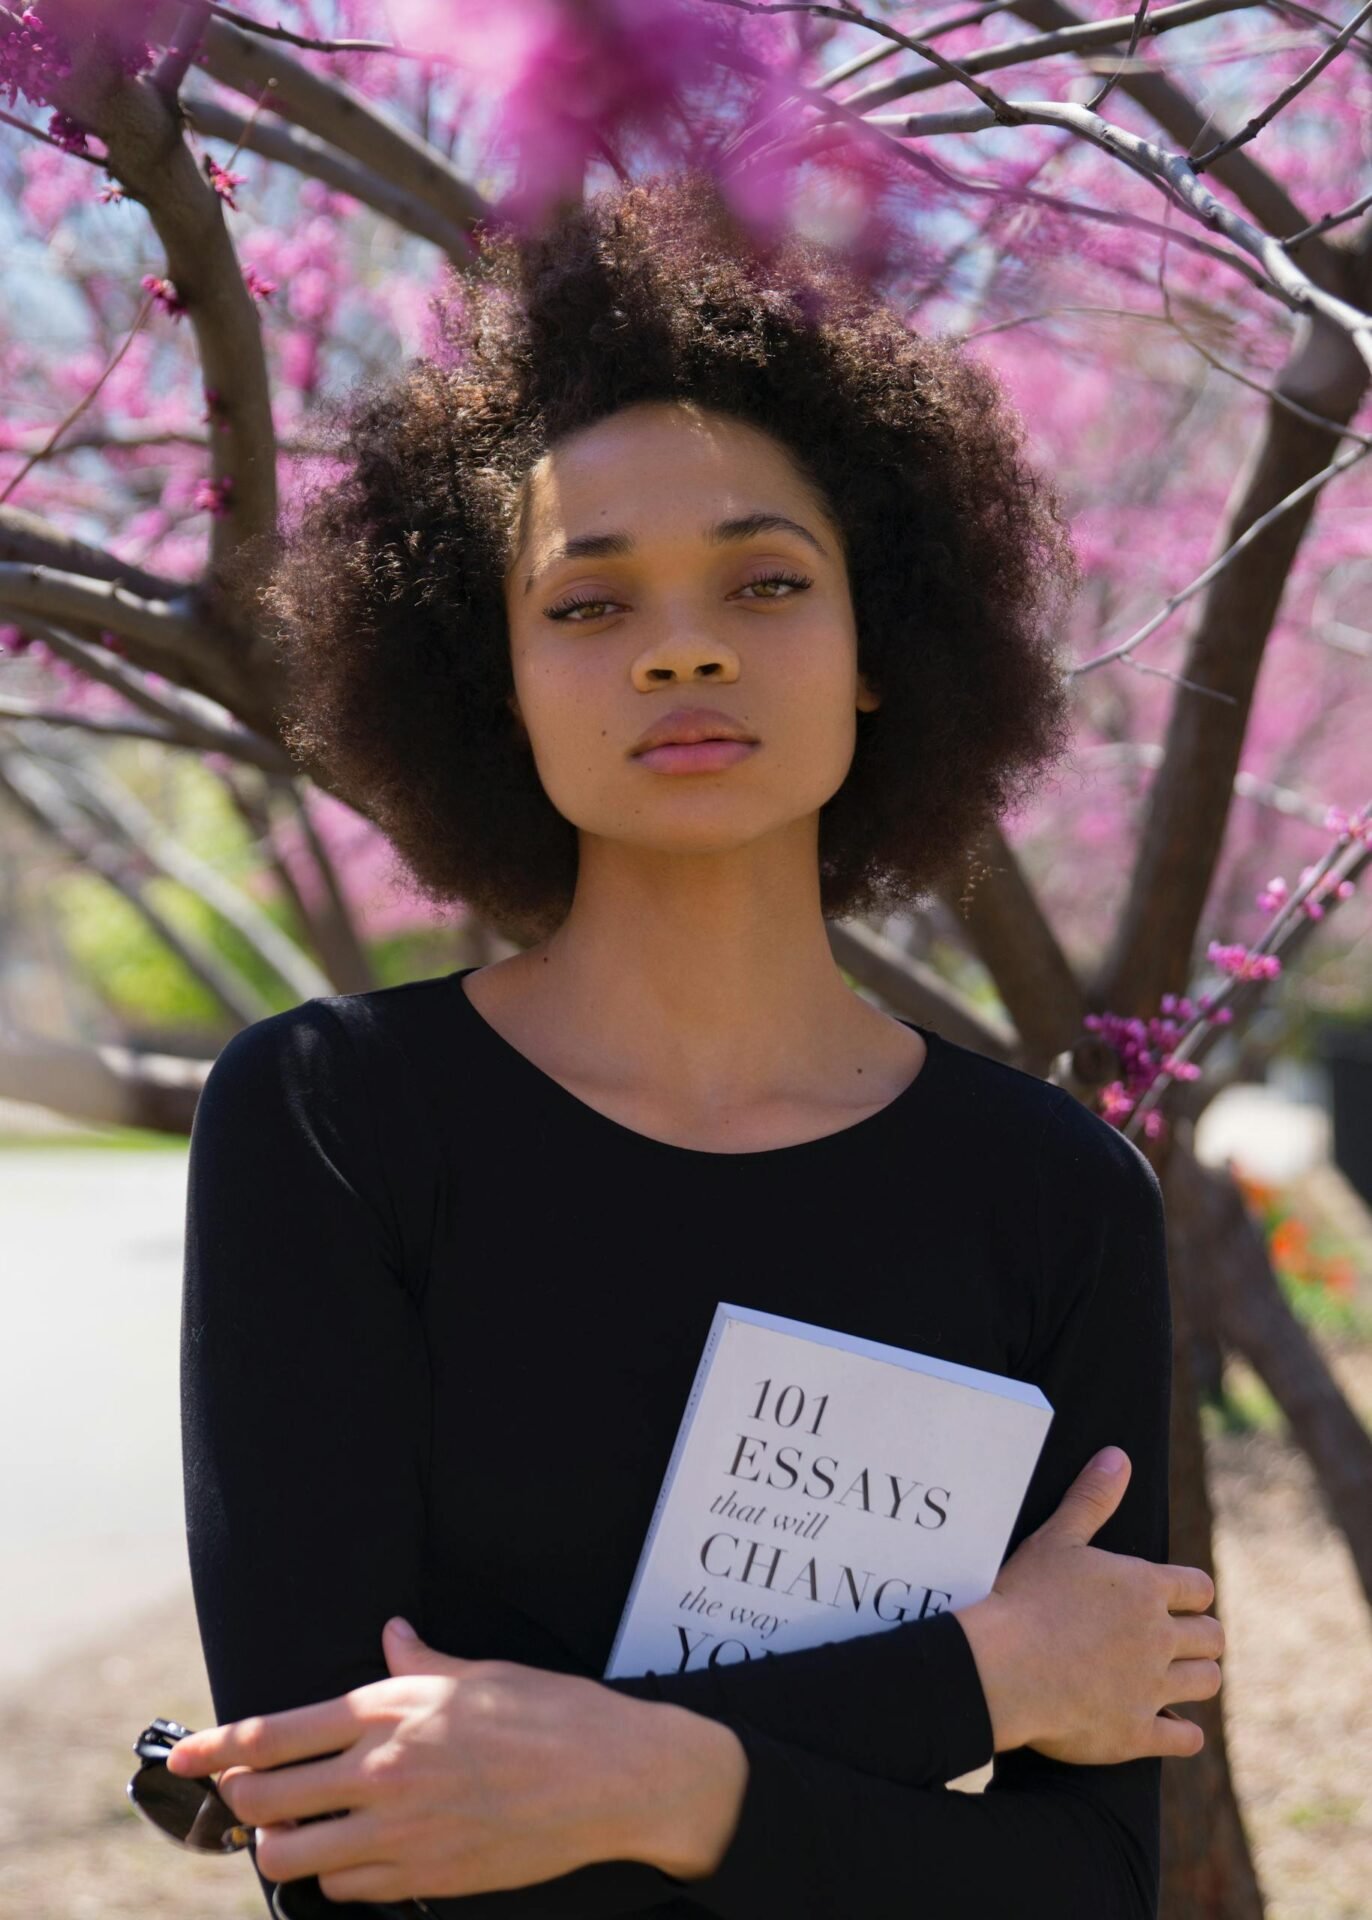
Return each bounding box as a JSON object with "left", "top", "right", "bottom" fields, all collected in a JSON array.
[
  {"left": 928, "top": 1025, "right": 1161, "bottom": 1206},
  {"left": 198, "top": 971, "right": 464, "bottom": 1131}
]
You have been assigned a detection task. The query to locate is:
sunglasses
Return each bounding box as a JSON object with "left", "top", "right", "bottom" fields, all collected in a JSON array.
[{"left": 127, "top": 1715, "right": 436, "bottom": 1920}]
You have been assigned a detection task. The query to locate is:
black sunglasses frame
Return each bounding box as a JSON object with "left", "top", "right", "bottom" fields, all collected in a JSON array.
[
  {"left": 127, "top": 1714, "right": 437, "bottom": 1919},
  {"left": 127, "top": 1716, "right": 255, "bottom": 1853}
]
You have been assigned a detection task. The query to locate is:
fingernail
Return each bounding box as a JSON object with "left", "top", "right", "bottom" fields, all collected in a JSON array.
[
  {"left": 1094, "top": 1445, "right": 1127, "bottom": 1474},
  {"left": 387, "top": 1615, "right": 416, "bottom": 1638}
]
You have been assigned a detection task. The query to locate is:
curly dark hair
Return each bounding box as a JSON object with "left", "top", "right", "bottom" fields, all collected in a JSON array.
[{"left": 261, "top": 169, "right": 1079, "bottom": 946}]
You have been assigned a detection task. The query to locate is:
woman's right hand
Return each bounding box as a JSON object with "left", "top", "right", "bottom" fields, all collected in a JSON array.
[{"left": 955, "top": 1446, "right": 1224, "bottom": 1766}]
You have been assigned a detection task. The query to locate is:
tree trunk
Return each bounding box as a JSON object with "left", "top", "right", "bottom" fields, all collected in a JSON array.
[
  {"left": 1169, "top": 1141, "right": 1372, "bottom": 1609},
  {"left": 1159, "top": 1128, "right": 1267, "bottom": 1920}
]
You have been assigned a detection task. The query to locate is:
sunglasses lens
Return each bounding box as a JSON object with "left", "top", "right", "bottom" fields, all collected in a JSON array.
[{"left": 130, "top": 1763, "right": 248, "bottom": 1851}]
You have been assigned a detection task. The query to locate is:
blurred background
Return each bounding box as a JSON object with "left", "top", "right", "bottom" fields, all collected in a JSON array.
[{"left": 1, "top": 1, "right": 1370, "bottom": 1916}]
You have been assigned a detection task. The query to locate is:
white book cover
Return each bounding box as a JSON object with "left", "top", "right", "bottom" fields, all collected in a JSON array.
[{"left": 604, "top": 1300, "right": 1053, "bottom": 1681}]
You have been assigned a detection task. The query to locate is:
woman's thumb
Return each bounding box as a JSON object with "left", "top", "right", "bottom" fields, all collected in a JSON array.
[{"left": 1044, "top": 1446, "right": 1131, "bottom": 1543}]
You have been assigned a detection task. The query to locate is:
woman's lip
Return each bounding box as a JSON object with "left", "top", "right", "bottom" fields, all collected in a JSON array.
[{"left": 633, "top": 739, "right": 759, "bottom": 773}]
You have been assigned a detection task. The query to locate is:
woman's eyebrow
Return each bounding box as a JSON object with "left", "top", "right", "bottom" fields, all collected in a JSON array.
[{"left": 522, "top": 512, "right": 827, "bottom": 596}]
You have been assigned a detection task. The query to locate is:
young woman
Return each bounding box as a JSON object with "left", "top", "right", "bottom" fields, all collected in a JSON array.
[{"left": 172, "top": 172, "right": 1223, "bottom": 1919}]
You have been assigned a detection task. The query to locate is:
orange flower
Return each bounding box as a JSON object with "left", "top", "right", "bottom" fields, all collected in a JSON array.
[
  {"left": 1320, "top": 1258, "right": 1357, "bottom": 1298},
  {"left": 1270, "top": 1217, "right": 1308, "bottom": 1265},
  {"left": 1236, "top": 1171, "right": 1277, "bottom": 1210}
]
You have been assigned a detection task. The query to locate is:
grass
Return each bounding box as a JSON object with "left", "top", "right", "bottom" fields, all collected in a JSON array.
[
  {"left": 0, "top": 1128, "right": 188, "bottom": 1151},
  {"left": 1202, "top": 1362, "right": 1288, "bottom": 1437}
]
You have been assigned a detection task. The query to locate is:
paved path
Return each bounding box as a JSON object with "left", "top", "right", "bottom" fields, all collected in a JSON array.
[{"left": 0, "top": 1147, "right": 192, "bottom": 1702}]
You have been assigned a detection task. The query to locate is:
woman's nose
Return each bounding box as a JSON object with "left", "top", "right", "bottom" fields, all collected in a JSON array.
[{"left": 631, "top": 635, "right": 742, "bottom": 688}]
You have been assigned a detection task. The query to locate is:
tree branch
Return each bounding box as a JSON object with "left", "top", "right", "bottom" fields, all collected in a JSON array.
[
  {"left": 1097, "top": 233, "right": 1372, "bottom": 1017},
  {"left": 1171, "top": 1140, "right": 1372, "bottom": 1611},
  {"left": 44, "top": 2, "right": 279, "bottom": 588},
  {"left": 0, "top": 561, "right": 234, "bottom": 686},
  {"left": 54, "top": 748, "right": 334, "bottom": 1004},
  {"left": 942, "top": 820, "right": 1090, "bottom": 1072},
  {"left": 0, "top": 744, "right": 276, "bottom": 1027},
  {"left": 169, "top": 3, "right": 491, "bottom": 255},
  {"left": 826, "top": 916, "right": 1020, "bottom": 1058},
  {"left": 180, "top": 90, "right": 476, "bottom": 259},
  {"left": 0, "top": 696, "right": 189, "bottom": 748},
  {"left": 9, "top": 616, "right": 293, "bottom": 774},
  {"left": 839, "top": 0, "right": 1327, "bottom": 253},
  {"left": 0, "top": 505, "right": 185, "bottom": 605}
]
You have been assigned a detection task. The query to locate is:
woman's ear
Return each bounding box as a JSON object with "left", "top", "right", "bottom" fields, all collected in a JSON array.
[{"left": 856, "top": 672, "right": 882, "bottom": 714}]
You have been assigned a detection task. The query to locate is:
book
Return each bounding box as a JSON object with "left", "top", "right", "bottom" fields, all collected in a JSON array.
[{"left": 603, "top": 1300, "right": 1053, "bottom": 1681}]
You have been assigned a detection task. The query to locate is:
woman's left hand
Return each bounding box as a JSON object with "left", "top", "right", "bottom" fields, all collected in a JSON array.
[{"left": 163, "top": 1617, "right": 672, "bottom": 1902}]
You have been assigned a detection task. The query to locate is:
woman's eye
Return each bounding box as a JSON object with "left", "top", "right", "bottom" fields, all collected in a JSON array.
[
  {"left": 544, "top": 596, "right": 616, "bottom": 622},
  {"left": 737, "top": 570, "right": 813, "bottom": 601},
  {"left": 543, "top": 570, "right": 812, "bottom": 622}
]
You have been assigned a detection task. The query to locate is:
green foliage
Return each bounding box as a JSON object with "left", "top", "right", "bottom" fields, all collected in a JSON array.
[
  {"left": 52, "top": 747, "right": 309, "bottom": 1031},
  {"left": 1201, "top": 1362, "right": 1286, "bottom": 1438}
]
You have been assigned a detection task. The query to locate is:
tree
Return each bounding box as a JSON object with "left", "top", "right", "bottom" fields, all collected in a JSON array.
[{"left": 1, "top": 3, "right": 1370, "bottom": 1911}]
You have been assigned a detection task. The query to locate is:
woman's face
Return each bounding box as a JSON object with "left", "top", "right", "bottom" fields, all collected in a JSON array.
[{"left": 502, "top": 399, "right": 880, "bottom": 857}]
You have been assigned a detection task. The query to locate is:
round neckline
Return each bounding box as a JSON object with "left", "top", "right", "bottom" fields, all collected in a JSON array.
[{"left": 446, "top": 965, "right": 942, "bottom": 1161}]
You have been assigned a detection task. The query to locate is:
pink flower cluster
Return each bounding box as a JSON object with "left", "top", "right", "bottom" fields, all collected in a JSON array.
[
  {"left": 141, "top": 273, "right": 185, "bottom": 317},
  {"left": 1207, "top": 942, "right": 1283, "bottom": 981},
  {"left": 204, "top": 155, "right": 246, "bottom": 209},
  {"left": 193, "top": 473, "right": 233, "bottom": 517},
  {"left": 1256, "top": 870, "right": 1359, "bottom": 920},
  {"left": 243, "top": 264, "right": 277, "bottom": 302},
  {"left": 1085, "top": 795, "right": 1367, "bottom": 1137},
  {"left": 1, "top": 2, "right": 155, "bottom": 115},
  {"left": 390, "top": 0, "right": 800, "bottom": 243},
  {"left": 0, "top": 9, "right": 72, "bottom": 112},
  {"left": 1085, "top": 1000, "right": 1228, "bottom": 1138},
  {"left": 46, "top": 107, "right": 88, "bottom": 154},
  {"left": 1255, "top": 810, "right": 1364, "bottom": 919}
]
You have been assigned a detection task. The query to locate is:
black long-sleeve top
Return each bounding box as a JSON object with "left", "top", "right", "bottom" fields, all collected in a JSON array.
[{"left": 179, "top": 965, "right": 1173, "bottom": 1920}]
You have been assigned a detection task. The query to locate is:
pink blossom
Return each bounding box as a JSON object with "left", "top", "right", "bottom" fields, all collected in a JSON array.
[
  {"left": 1, "top": 2, "right": 155, "bottom": 114},
  {"left": 393, "top": 0, "right": 786, "bottom": 238},
  {"left": 17, "top": 143, "right": 91, "bottom": 229},
  {"left": 285, "top": 265, "right": 335, "bottom": 326},
  {"left": 1160, "top": 1056, "right": 1203, "bottom": 1081},
  {"left": 1206, "top": 941, "right": 1282, "bottom": 980},
  {"left": 0, "top": 8, "right": 72, "bottom": 111},
  {"left": 193, "top": 474, "right": 234, "bottom": 517},
  {"left": 243, "top": 264, "right": 277, "bottom": 301},
  {"left": 204, "top": 155, "right": 247, "bottom": 209},
  {"left": 279, "top": 328, "right": 320, "bottom": 396},
  {"left": 47, "top": 108, "right": 88, "bottom": 154},
  {"left": 141, "top": 273, "right": 186, "bottom": 318},
  {"left": 1098, "top": 1082, "right": 1135, "bottom": 1124}
]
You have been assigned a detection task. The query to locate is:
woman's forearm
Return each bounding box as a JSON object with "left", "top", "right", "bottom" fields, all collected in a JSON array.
[{"left": 614, "top": 1599, "right": 1025, "bottom": 1882}]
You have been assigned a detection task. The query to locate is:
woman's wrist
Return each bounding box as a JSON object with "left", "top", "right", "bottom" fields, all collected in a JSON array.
[
  {"left": 955, "top": 1595, "right": 1037, "bottom": 1754},
  {"left": 619, "top": 1699, "right": 750, "bottom": 1881}
]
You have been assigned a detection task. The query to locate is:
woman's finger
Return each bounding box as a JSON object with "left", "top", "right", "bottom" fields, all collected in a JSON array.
[
  {"left": 252, "top": 1806, "right": 386, "bottom": 1884},
  {"left": 218, "top": 1755, "right": 360, "bottom": 1828}
]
